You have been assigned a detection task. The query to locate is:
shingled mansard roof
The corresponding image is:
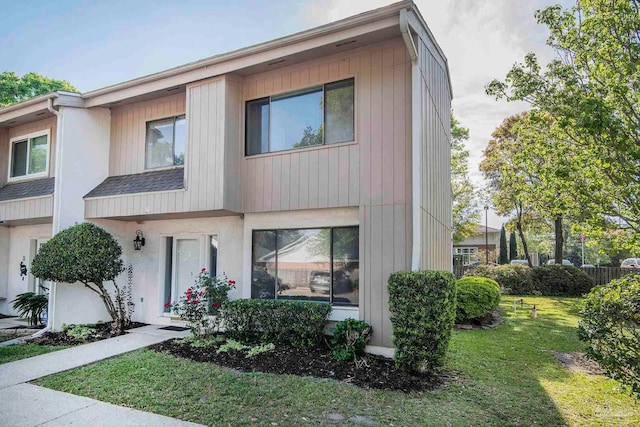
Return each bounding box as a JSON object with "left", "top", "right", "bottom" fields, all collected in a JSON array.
[{"left": 84, "top": 168, "right": 184, "bottom": 198}]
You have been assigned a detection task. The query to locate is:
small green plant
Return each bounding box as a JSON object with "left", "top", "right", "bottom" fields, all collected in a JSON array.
[
  {"left": 11, "top": 291, "right": 48, "bottom": 326},
  {"left": 217, "top": 339, "right": 249, "bottom": 354},
  {"left": 388, "top": 270, "right": 457, "bottom": 375},
  {"left": 246, "top": 343, "right": 276, "bottom": 358},
  {"left": 578, "top": 274, "right": 640, "bottom": 398},
  {"left": 330, "top": 318, "right": 372, "bottom": 362},
  {"left": 64, "top": 324, "right": 96, "bottom": 341},
  {"left": 169, "top": 269, "right": 236, "bottom": 337},
  {"left": 190, "top": 335, "right": 226, "bottom": 348},
  {"left": 455, "top": 277, "right": 501, "bottom": 323}
]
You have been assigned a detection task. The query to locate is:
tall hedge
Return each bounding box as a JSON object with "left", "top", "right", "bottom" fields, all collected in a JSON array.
[
  {"left": 388, "top": 270, "right": 456, "bottom": 375},
  {"left": 531, "top": 265, "right": 594, "bottom": 296},
  {"left": 578, "top": 274, "right": 640, "bottom": 398},
  {"left": 465, "top": 264, "right": 533, "bottom": 294}
]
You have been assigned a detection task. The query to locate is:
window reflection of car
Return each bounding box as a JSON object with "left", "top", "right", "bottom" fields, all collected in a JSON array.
[{"left": 309, "top": 270, "right": 353, "bottom": 294}]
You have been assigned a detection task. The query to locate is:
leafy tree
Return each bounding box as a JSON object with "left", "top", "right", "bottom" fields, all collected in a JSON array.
[
  {"left": 0, "top": 71, "right": 76, "bottom": 107},
  {"left": 293, "top": 125, "right": 323, "bottom": 148},
  {"left": 499, "top": 226, "right": 508, "bottom": 264},
  {"left": 451, "top": 114, "right": 480, "bottom": 243},
  {"left": 509, "top": 232, "right": 518, "bottom": 260},
  {"left": 486, "top": 0, "right": 640, "bottom": 247},
  {"left": 31, "top": 223, "right": 130, "bottom": 334},
  {"left": 481, "top": 114, "right": 535, "bottom": 266}
]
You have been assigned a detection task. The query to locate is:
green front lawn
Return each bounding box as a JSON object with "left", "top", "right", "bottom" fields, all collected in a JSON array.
[
  {"left": 0, "top": 344, "right": 70, "bottom": 364},
  {"left": 34, "top": 297, "right": 640, "bottom": 426}
]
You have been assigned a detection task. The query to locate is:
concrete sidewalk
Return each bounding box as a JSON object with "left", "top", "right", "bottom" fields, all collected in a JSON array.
[{"left": 0, "top": 325, "right": 202, "bottom": 426}]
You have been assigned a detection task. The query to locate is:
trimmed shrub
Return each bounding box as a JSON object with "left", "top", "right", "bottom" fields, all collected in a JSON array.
[
  {"left": 330, "top": 318, "right": 372, "bottom": 361},
  {"left": 388, "top": 270, "right": 457, "bottom": 375},
  {"left": 455, "top": 277, "right": 501, "bottom": 323},
  {"left": 531, "top": 265, "right": 594, "bottom": 296},
  {"left": 223, "top": 299, "right": 331, "bottom": 348},
  {"left": 578, "top": 274, "right": 640, "bottom": 398},
  {"left": 465, "top": 264, "right": 533, "bottom": 294}
]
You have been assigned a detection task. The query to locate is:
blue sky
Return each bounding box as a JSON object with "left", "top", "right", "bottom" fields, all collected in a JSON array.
[{"left": 0, "top": 0, "right": 573, "bottom": 227}]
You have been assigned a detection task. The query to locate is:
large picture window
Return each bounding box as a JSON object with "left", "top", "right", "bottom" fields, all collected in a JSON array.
[
  {"left": 245, "top": 78, "right": 355, "bottom": 156},
  {"left": 9, "top": 132, "right": 49, "bottom": 179},
  {"left": 146, "top": 115, "right": 186, "bottom": 169},
  {"left": 251, "top": 227, "right": 359, "bottom": 306}
]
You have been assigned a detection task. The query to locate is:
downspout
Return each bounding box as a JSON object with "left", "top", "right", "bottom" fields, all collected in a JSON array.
[
  {"left": 40, "top": 98, "right": 63, "bottom": 333},
  {"left": 400, "top": 9, "right": 421, "bottom": 271}
]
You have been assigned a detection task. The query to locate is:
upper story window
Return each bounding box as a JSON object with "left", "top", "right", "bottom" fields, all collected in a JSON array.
[
  {"left": 9, "top": 130, "right": 50, "bottom": 180},
  {"left": 245, "top": 78, "right": 354, "bottom": 156},
  {"left": 145, "top": 115, "right": 186, "bottom": 169}
]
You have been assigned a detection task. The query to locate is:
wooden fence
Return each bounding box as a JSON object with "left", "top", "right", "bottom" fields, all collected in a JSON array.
[
  {"left": 453, "top": 263, "right": 634, "bottom": 286},
  {"left": 580, "top": 267, "right": 634, "bottom": 286}
]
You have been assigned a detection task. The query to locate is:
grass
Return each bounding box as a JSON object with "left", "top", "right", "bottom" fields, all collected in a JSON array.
[
  {"left": 0, "top": 344, "right": 69, "bottom": 364},
  {"left": 34, "top": 297, "right": 640, "bottom": 426}
]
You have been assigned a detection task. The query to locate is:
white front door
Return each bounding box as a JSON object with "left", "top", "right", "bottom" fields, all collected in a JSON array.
[{"left": 172, "top": 238, "right": 201, "bottom": 302}]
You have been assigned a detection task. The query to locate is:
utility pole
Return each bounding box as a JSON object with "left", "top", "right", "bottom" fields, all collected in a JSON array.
[
  {"left": 485, "top": 205, "right": 489, "bottom": 264},
  {"left": 581, "top": 233, "right": 585, "bottom": 266}
]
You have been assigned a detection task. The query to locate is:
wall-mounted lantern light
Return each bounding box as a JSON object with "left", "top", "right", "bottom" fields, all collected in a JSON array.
[{"left": 133, "top": 230, "right": 145, "bottom": 251}]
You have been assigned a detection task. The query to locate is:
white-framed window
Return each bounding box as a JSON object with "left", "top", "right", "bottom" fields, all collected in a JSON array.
[
  {"left": 8, "top": 130, "right": 50, "bottom": 181},
  {"left": 454, "top": 247, "right": 478, "bottom": 265},
  {"left": 161, "top": 234, "right": 218, "bottom": 314},
  {"left": 145, "top": 115, "right": 186, "bottom": 169},
  {"left": 245, "top": 78, "right": 355, "bottom": 156}
]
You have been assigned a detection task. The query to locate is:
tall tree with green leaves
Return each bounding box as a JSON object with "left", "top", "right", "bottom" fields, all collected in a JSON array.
[
  {"left": 0, "top": 71, "right": 76, "bottom": 107},
  {"left": 509, "top": 232, "right": 518, "bottom": 260},
  {"left": 451, "top": 114, "right": 480, "bottom": 243},
  {"left": 486, "top": 0, "right": 640, "bottom": 247},
  {"left": 499, "top": 225, "right": 508, "bottom": 264}
]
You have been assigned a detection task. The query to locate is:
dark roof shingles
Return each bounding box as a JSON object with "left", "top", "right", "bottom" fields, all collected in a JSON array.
[
  {"left": 84, "top": 168, "right": 184, "bottom": 198},
  {"left": 0, "top": 177, "right": 55, "bottom": 202}
]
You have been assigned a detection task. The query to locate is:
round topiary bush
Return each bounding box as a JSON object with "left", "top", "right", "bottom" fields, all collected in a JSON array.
[
  {"left": 455, "top": 277, "right": 501, "bottom": 323},
  {"left": 531, "top": 265, "right": 594, "bottom": 296},
  {"left": 578, "top": 274, "right": 640, "bottom": 398},
  {"left": 465, "top": 264, "right": 533, "bottom": 295}
]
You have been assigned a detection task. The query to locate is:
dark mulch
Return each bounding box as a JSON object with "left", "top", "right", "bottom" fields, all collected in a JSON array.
[
  {"left": 455, "top": 311, "right": 503, "bottom": 331},
  {"left": 31, "top": 322, "right": 147, "bottom": 346},
  {"left": 552, "top": 351, "right": 604, "bottom": 376},
  {"left": 150, "top": 338, "right": 441, "bottom": 392}
]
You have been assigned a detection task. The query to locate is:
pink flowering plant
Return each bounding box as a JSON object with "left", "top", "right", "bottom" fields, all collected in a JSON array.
[{"left": 168, "top": 268, "right": 236, "bottom": 337}]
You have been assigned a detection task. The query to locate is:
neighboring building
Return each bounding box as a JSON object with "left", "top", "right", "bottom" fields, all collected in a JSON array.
[
  {"left": 454, "top": 225, "right": 501, "bottom": 265},
  {"left": 0, "top": 1, "right": 451, "bottom": 349}
]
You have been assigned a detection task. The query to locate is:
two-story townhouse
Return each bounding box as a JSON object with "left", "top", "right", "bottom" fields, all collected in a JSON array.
[{"left": 0, "top": 1, "right": 451, "bottom": 350}]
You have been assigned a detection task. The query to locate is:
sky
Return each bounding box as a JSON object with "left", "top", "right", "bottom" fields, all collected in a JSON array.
[{"left": 0, "top": 0, "right": 573, "bottom": 227}]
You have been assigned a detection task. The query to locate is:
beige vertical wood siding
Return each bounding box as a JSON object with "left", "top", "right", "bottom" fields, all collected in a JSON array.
[
  {"left": 6, "top": 117, "right": 57, "bottom": 179},
  {"left": 0, "top": 195, "right": 53, "bottom": 221},
  {"left": 417, "top": 33, "right": 453, "bottom": 272},
  {"left": 109, "top": 93, "right": 186, "bottom": 176}
]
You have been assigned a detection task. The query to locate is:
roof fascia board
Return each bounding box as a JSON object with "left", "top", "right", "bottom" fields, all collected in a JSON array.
[
  {"left": 0, "top": 100, "right": 51, "bottom": 124},
  {"left": 83, "top": 11, "right": 404, "bottom": 107}
]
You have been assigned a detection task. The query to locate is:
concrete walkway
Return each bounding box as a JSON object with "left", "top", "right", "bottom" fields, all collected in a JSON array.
[{"left": 0, "top": 325, "right": 202, "bottom": 426}]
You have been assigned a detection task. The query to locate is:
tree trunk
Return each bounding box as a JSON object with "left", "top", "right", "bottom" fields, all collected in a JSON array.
[
  {"left": 94, "top": 281, "right": 125, "bottom": 334},
  {"left": 554, "top": 215, "right": 563, "bottom": 265},
  {"left": 515, "top": 203, "right": 532, "bottom": 267}
]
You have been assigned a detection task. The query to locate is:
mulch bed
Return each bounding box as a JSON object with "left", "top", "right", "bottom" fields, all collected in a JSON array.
[
  {"left": 454, "top": 311, "right": 503, "bottom": 331},
  {"left": 150, "top": 338, "right": 442, "bottom": 392},
  {"left": 30, "top": 321, "right": 147, "bottom": 346},
  {"left": 552, "top": 351, "right": 604, "bottom": 376}
]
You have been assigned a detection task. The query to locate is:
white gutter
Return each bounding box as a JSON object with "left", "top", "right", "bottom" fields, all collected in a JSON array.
[{"left": 400, "top": 9, "right": 422, "bottom": 271}]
